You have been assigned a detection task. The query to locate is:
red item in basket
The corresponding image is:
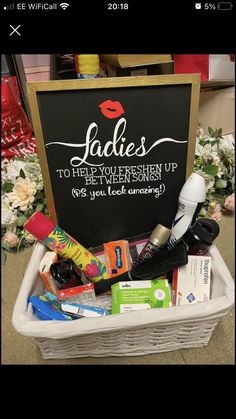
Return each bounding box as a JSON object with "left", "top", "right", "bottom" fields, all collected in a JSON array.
[
  {"left": 57, "top": 283, "right": 95, "bottom": 305},
  {"left": 1, "top": 75, "right": 38, "bottom": 161}
]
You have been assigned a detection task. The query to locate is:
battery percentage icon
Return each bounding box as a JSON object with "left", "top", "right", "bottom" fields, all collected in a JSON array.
[{"left": 217, "top": 2, "right": 233, "bottom": 9}]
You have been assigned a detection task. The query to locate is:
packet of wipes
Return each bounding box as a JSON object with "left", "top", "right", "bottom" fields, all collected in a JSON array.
[{"left": 111, "top": 278, "right": 172, "bottom": 314}]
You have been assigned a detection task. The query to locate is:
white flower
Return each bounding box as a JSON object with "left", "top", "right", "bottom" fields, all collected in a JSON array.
[
  {"left": 1, "top": 160, "right": 27, "bottom": 182},
  {"left": 219, "top": 135, "right": 234, "bottom": 150},
  {"left": 1, "top": 197, "right": 18, "bottom": 228},
  {"left": 7, "top": 178, "right": 37, "bottom": 211},
  {"left": 2, "top": 154, "right": 44, "bottom": 191},
  {"left": 215, "top": 164, "right": 224, "bottom": 178},
  {"left": 212, "top": 155, "right": 221, "bottom": 165},
  {"left": 210, "top": 143, "right": 218, "bottom": 153},
  {"left": 23, "top": 162, "right": 44, "bottom": 190},
  {"left": 195, "top": 142, "right": 212, "bottom": 158}
]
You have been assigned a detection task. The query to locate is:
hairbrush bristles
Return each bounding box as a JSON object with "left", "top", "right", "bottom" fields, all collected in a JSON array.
[{"left": 130, "top": 238, "right": 188, "bottom": 280}]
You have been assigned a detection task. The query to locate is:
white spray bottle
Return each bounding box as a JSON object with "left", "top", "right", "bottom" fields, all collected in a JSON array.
[{"left": 171, "top": 172, "right": 206, "bottom": 241}]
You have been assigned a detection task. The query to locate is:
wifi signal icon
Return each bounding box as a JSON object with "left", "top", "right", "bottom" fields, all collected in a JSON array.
[{"left": 60, "top": 3, "right": 69, "bottom": 9}]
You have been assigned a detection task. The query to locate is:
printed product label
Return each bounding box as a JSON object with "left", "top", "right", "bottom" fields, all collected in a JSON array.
[{"left": 120, "top": 303, "right": 150, "bottom": 313}]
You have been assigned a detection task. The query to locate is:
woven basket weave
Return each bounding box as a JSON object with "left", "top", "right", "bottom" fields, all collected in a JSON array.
[{"left": 12, "top": 243, "right": 234, "bottom": 359}]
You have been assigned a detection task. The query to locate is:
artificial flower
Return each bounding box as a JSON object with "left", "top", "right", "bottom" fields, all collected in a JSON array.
[
  {"left": 7, "top": 177, "right": 37, "bottom": 211},
  {"left": 209, "top": 203, "right": 222, "bottom": 222},
  {"left": 215, "top": 179, "right": 227, "bottom": 189},
  {"left": 194, "top": 126, "right": 235, "bottom": 219},
  {"left": 224, "top": 194, "right": 234, "bottom": 211},
  {"left": 219, "top": 135, "right": 235, "bottom": 150},
  {"left": 195, "top": 142, "right": 212, "bottom": 158},
  {"left": 25, "top": 233, "right": 37, "bottom": 244},
  {"left": 1, "top": 153, "right": 48, "bottom": 254},
  {"left": 1, "top": 159, "right": 27, "bottom": 182},
  {"left": 2, "top": 231, "right": 19, "bottom": 248},
  {"left": 1, "top": 197, "right": 18, "bottom": 228},
  {"left": 195, "top": 169, "right": 215, "bottom": 192},
  {"left": 2, "top": 153, "right": 44, "bottom": 190}
]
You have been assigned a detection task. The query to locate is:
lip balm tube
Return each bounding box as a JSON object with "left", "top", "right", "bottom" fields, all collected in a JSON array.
[{"left": 24, "top": 211, "right": 108, "bottom": 283}]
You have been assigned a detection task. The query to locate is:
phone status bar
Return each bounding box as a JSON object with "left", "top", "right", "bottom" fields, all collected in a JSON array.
[{"left": 194, "top": 2, "right": 234, "bottom": 10}]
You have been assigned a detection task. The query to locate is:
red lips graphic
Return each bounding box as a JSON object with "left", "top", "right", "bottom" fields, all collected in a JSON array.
[{"left": 99, "top": 100, "right": 125, "bottom": 119}]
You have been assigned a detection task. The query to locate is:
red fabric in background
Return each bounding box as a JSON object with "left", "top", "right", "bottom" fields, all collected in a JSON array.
[
  {"left": 174, "top": 54, "right": 209, "bottom": 82},
  {"left": 1, "top": 76, "right": 38, "bottom": 161}
]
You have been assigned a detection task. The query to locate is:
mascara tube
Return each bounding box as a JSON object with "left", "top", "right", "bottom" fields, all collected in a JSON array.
[
  {"left": 24, "top": 211, "right": 108, "bottom": 283},
  {"left": 133, "top": 224, "right": 171, "bottom": 266}
]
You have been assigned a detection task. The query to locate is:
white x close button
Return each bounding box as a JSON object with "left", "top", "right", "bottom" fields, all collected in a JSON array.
[{"left": 9, "top": 25, "right": 21, "bottom": 36}]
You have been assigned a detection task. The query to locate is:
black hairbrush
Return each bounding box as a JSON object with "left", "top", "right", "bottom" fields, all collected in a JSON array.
[{"left": 130, "top": 238, "right": 188, "bottom": 280}]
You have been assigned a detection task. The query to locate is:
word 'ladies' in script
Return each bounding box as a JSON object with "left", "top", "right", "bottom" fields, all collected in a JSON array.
[{"left": 46, "top": 118, "right": 187, "bottom": 167}]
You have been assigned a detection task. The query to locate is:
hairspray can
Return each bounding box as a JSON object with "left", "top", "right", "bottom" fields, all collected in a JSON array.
[{"left": 24, "top": 211, "right": 108, "bottom": 282}]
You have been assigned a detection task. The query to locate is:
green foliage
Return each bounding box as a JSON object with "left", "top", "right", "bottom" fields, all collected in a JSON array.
[
  {"left": 203, "top": 165, "right": 219, "bottom": 176},
  {"left": 2, "top": 181, "right": 13, "bottom": 194}
]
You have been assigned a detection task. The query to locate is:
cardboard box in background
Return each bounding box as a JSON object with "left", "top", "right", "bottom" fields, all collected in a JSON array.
[
  {"left": 199, "top": 87, "right": 235, "bottom": 135},
  {"left": 21, "top": 54, "right": 50, "bottom": 81},
  {"left": 100, "top": 54, "right": 173, "bottom": 77}
]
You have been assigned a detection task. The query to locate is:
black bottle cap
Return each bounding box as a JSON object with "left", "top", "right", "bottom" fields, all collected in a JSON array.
[
  {"left": 50, "top": 258, "right": 83, "bottom": 287},
  {"left": 192, "top": 218, "right": 220, "bottom": 246}
]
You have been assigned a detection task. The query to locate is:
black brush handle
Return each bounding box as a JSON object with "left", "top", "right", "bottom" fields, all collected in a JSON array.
[
  {"left": 131, "top": 239, "right": 188, "bottom": 280},
  {"left": 94, "top": 271, "right": 130, "bottom": 294}
]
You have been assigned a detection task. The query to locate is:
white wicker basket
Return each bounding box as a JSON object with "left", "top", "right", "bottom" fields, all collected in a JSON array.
[{"left": 12, "top": 243, "right": 234, "bottom": 359}]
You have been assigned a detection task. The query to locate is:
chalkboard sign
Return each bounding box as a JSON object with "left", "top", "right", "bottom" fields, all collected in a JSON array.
[{"left": 27, "top": 75, "right": 200, "bottom": 248}]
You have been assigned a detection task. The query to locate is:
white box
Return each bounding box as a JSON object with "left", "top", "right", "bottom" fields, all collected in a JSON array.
[
  {"left": 209, "top": 54, "right": 235, "bottom": 81},
  {"left": 172, "top": 256, "right": 211, "bottom": 306}
]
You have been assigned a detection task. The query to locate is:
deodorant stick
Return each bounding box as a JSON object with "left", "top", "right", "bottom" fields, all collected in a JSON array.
[{"left": 171, "top": 173, "right": 206, "bottom": 240}]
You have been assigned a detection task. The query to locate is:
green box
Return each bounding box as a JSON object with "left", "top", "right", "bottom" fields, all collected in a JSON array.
[{"left": 111, "top": 279, "right": 172, "bottom": 314}]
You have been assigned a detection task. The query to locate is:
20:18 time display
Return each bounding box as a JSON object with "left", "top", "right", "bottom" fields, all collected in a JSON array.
[{"left": 108, "top": 3, "right": 129, "bottom": 10}]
